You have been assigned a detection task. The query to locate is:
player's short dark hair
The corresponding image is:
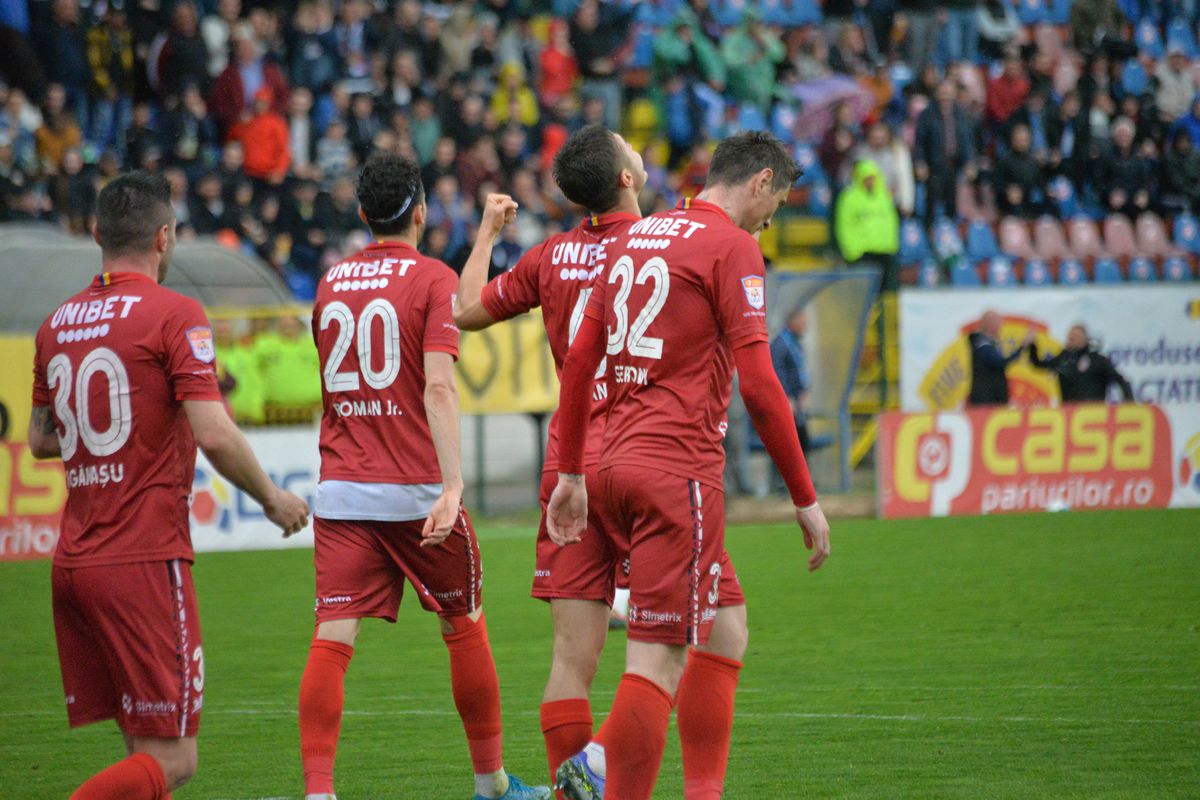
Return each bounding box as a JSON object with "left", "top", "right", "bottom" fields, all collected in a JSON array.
[
  {"left": 357, "top": 153, "right": 425, "bottom": 236},
  {"left": 706, "top": 131, "right": 802, "bottom": 193},
  {"left": 553, "top": 124, "right": 626, "bottom": 213},
  {"left": 95, "top": 171, "right": 174, "bottom": 255}
]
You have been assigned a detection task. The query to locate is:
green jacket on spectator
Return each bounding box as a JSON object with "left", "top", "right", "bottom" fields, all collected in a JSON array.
[
  {"left": 221, "top": 342, "right": 266, "bottom": 425},
  {"left": 720, "top": 10, "right": 785, "bottom": 112},
  {"left": 256, "top": 325, "right": 323, "bottom": 408},
  {"left": 652, "top": 9, "right": 726, "bottom": 90},
  {"left": 834, "top": 159, "right": 899, "bottom": 263}
]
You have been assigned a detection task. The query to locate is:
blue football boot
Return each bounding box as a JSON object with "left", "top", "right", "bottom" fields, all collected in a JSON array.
[
  {"left": 555, "top": 748, "right": 605, "bottom": 800},
  {"left": 472, "top": 773, "right": 552, "bottom": 800}
]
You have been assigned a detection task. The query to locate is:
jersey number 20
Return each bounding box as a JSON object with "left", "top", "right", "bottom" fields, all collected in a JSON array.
[{"left": 319, "top": 299, "right": 402, "bottom": 392}]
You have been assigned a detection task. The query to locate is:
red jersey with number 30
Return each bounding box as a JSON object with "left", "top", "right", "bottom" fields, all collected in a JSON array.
[
  {"left": 582, "top": 199, "right": 770, "bottom": 490},
  {"left": 313, "top": 241, "right": 460, "bottom": 485},
  {"left": 480, "top": 213, "right": 637, "bottom": 469},
  {"left": 31, "top": 271, "right": 223, "bottom": 568}
]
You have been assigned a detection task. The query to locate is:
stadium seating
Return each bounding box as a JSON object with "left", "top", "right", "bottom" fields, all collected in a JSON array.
[
  {"left": 1103, "top": 215, "right": 1138, "bottom": 260},
  {"left": 1068, "top": 217, "right": 1108, "bottom": 260},
  {"left": 1033, "top": 216, "right": 1072, "bottom": 262},
  {"left": 1129, "top": 257, "right": 1159, "bottom": 281},
  {"left": 1173, "top": 214, "right": 1200, "bottom": 254},
  {"left": 1136, "top": 18, "right": 1164, "bottom": 60},
  {"left": 1016, "top": 0, "right": 1046, "bottom": 26},
  {"left": 794, "top": 143, "right": 825, "bottom": 186},
  {"left": 917, "top": 260, "right": 940, "bottom": 288},
  {"left": 1094, "top": 258, "right": 1123, "bottom": 283},
  {"left": 898, "top": 218, "right": 931, "bottom": 266},
  {"left": 999, "top": 216, "right": 1037, "bottom": 261},
  {"left": 1167, "top": 18, "right": 1198, "bottom": 57},
  {"left": 932, "top": 217, "right": 964, "bottom": 260},
  {"left": 1163, "top": 256, "right": 1195, "bottom": 281},
  {"left": 1135, "top": 213, "right": 1183, "bottom": 259},
  {"left": 987, "top": 256, "right": 1017, "bottom": 286},
  {"left": 1122, "top": 59, "right": 1149, "bottom": 96},
  {"left": 951, "top": 259, "right": 982, "bottom": 287},
  {"left": 1024, "top": 259, "right": 1053, "bottom": 286},
  {"left": 966, "top": 219, "right": 1000, "bottom": 262},
  {"left": 1058, "top": 259, "right": 1087, "bottom": 284},
  {"left": 1047, "top": 0, "right": 1071, "bottom": 24},
  {"left": 1049, "top": 175, "right": 1079, "bottom": 219},
  {"left": 808, "top": 182, "right": 832, "bottom": 216}
]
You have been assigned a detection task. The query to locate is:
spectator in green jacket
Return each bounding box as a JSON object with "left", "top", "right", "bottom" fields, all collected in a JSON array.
[
  {"left": 651, "top": 8, "right": 726, "bottom": 90},
  {"left": 215, "top": 318, "right": 266, "bottom": 425},
  {"left": 834, "top": 159, "right": 900, "bottom": 288},
  {"left": 258, "top": 315, "right": 322, "bottom": 412},
  {"left": 720, "top": 9, "right": 785, "bottom": 113}
]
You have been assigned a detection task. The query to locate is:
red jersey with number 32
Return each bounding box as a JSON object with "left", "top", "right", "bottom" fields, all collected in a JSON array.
[
  {"left": 583, "top": 199, "right": 770, "bottom": 490},
  {"left": 481, "top": 213, "right": 637, "bottom": 469},
  {"left": 313, "top": 241, "right": 460, "bottom": 485},
  {"left": 32, "top": 271, "right": 223, "bottom": 567}
]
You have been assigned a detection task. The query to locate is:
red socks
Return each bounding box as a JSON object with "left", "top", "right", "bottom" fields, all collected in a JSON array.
[
  {"left": 540, "top": 698, "right": 593, "bottom": 794},
  {"left": 600, "top": 673, "right": 674, "bottom": 800},
  {"left": 299, "top": 638, "right": 355, "bottom": 795},
  {"left": 443, "top": 614, "right": 504, "bottom": 774},
  {"left": 70, "top": 752, "right": 167, "bottom": 800},
  {"left": 676, "top": 651, "right": 743, "bottom": 800}
]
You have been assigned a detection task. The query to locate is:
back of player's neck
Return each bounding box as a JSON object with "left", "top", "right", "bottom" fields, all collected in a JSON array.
[
  {"left": 599, "top": 195, "right": 641, "bottom": 218},
  {"left": 372, "top": 234, "right": 419, "bottom": 249},
  {"left": 101, "top": 257, "right": 158, "bottom": 281}
]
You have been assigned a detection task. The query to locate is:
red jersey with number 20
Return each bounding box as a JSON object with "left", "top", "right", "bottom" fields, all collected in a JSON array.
[
  {"left": 32, "top": 271, "right": 223, "bottom": 568},
  {"left": 481, "top": 213, "right": 637, "bottom": 469},
  {"left": 313, "top": 241, "right": 460, "bottom": 485},
  {"left": 582, "top": 199, "right": 770, "bottom": 491}
]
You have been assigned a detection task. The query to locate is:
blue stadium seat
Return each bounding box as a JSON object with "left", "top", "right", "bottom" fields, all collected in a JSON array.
[
  {"left": 793, "top": 143, "right": 825, "bottom": 185},
  {"left": 1024, "top": 259, "right": 1053, "bottom": 285},
  {"left": 1163, "top": 256, "right": 1195, "bottom": 281},
  {"left": 1047, "top": 0, "right": 1071, "bottom": 24},
  {"left": 950, "top": 259, "right": 982, "bottom": 287},
  {"left": 1129, "top": 257, "right": 1159, "bottom": 281},
  {"left": 1016, "top": 0, "right": 1046, "bottom": 26},
  {"left": 629, "top": 29, "right": 655, "bottom": 70},
  {"left": 1136, "top": 19, "right": 1164, "bottom": 60},
  {"left": 899, "top": 218, "right": 932, "bottom": 265},
  {"left": 770, "top": 104, "right": 798, "bottom": 144},
  {"left": 988, "top": 256, "right": 1017, "bottom": 286},
  {"left": 1167, "top": 18, "right": 1198, "bottom": 57},
  {"left": 918, "top": 259, "right": 940, "bottom": 288},
  {"left": 1049, "top": 176, "right": 1079, "bottom": 219},
  {"left": 1122, "top": 59, "right": 1149, "bottom": 98},
  {"left": 932, "top": 217, "right": 964, "bottom": 259},
  {"left": 1174, "top": 213, "right": 1200, "bottom": 254},
  {"left": 808, "top": 182, "right": 832, "bottom": 216},
  {"left": 889, "top": 62, "right": 914, "bottom": 97},
  {"left": 1059, "top": 259, "right": 1087, "bottom": 284},
  {"left": 284, "top": 268, "right": 317, "bottom": 301},
  {"left": 1094, "top": 258, "right": 1123, "bottom": 283},
  {"left": 966, "top": 219, "right": 1000, "bottom": 262},
  {"left": 736, "top": 103, "right": 768, "bottom": 133}
]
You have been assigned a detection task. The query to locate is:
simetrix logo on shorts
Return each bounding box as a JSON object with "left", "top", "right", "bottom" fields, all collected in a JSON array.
[
  {"left": 121, "top": 693, "right": 177, "bottom": 716},
  {"left": 534, "top": 569, "right": 551, "bottom": 578},
  {"left": 635, "top": 607, "right": 683, "bottom": 625},
  {"left": 433, "top": 589, "right": 464, "bottom": 600},
  {"left": 319, "top": 595, "right": 352, "bottom": 605}
]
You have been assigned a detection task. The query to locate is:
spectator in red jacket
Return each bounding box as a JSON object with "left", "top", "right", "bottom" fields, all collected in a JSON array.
[
  {"left": 210, "top": 23, "right": 289, "bottom": 137},
  {"left": 986, "top": 52, "right": 1030, "bottom": 131},
  {"left": 539, "top": 20, "right": 578, "bottom": 107},
  {"left": 230, "top": 86, "right": 290, "bottom": 183}
]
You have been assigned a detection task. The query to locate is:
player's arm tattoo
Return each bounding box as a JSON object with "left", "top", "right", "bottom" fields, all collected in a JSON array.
[
  {"left": 27, "top": 405, "right": 62, "bottom": 458},
  {"left": 31, "top": 405, "right": 57, "bottom": 437}
]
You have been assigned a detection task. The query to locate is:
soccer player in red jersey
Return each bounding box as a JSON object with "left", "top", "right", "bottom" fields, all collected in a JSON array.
[
  {"left": 298, "top": 154, "right": 550, "bottom": 800},
  {"left": 453, "top": 125, "right": 643, "bottom": 789},
  {"left": 28, "top": 171, "right": 310, "bottom": 800},
  {"left": 547, "top": 132, "right": 833, "bottom": 800}
]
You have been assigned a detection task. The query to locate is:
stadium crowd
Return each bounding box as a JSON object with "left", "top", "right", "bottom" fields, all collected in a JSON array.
[{"left": 1, "top": 0, "right": 1198, "bottom": 294}]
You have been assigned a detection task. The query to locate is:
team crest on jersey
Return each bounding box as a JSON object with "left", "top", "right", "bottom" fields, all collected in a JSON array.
[
  {"left": 741, "top": 276, "right": 765, "bottom": 310},
  {"left": 186, "top": 327, "right": 216, "bottom": 363}
]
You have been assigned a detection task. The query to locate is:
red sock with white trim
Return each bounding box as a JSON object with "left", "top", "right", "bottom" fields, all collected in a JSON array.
[
  {"left": 677, "top": 650, "right": 743, "bottom": 799},
  {"left": 70, "top": 752, "right": 167, "bottom": 800},
  {"left": 299, "top": 638, "right": 354, "bottom": 795},
  {"left": 443, "top": 614, "right": 505, "bottom": 775}
]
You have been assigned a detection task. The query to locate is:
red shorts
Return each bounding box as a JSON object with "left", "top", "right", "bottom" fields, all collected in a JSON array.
[
  {"left": 532, "top": 467, "right": 624, "bottom": 604},
  {"left": 599, "top": 465, "right": 742, "bottom": 645},
  {"left": 52, "top": 559, "right": 204, "bottom": 739},
  {"left": 314, "top": 506, "right": 482, "bottom": 623}
]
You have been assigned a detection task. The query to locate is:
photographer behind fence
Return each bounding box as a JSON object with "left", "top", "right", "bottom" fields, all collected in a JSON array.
[{"left": 1028, "top": 324, "right": 1134, "bottom": 404}]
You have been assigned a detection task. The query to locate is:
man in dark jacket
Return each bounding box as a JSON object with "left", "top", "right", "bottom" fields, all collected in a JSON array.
[
  {"left": 914, "top": 79, "right": 976, "bottom": 228},
  {"left": 968, "top": 311, "right": 1031, "bottom": 406},
  {"left": 1029, "top": 324, "right": 1134, "bottom": 403},
  {"left": 993, "top": 123, "right": 1048, "bottom": 217}
]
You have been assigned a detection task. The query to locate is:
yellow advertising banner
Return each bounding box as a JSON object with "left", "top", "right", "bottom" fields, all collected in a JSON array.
[
  {"left": 455, "top": 309, "right": 560, "bottom": 415},
  {"left": 0, "top": 335, "right": 35, "bottom": 444}
]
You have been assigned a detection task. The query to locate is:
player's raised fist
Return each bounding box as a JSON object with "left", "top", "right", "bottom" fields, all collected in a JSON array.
[
  {"left": 796, "top": 502, "right": 831, "bottom": 572},
  {"left": 480, "top": 193, "right": 519, "bottom": 238},
  {"left": 267, "top": 489, "right": 310, "bottom": 538},
  {"left": 421, "top": 489, "right": 462, "bottom": 548},
  {"left": 546, "top": 473, "right": 587, "bottom": 546}
]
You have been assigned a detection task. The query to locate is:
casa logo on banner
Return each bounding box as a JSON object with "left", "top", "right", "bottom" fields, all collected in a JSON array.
[{"left": 878, "top": 404, "right": 1175, "bottom": 518}]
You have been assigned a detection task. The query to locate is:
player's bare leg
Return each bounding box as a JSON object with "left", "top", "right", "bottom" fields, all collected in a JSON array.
[
  {"left": 557, "top": 640, "right": 686, "bottom": 800},
  {"left": 678, "top": 604, "right": 748, "bottom": 799},
  {"left": 298, "top": 618, "right": 360, "bottom": 800},
  {"left": 540, "top": 599, "right": 609, "bottom": 793},
  {"left": 70, "top": 732, "right": 195, "bottom": 799}
]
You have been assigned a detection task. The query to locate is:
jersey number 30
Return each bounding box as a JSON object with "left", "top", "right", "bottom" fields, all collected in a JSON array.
[
  {"left": 47, "top": 348, "right": 132, "bottom": 460},
  {"left": 606, "top": 255, "right": 669, "bottom": 360},
  {"left": 319, "top": 299, "right": 402, "bottom": 392}
]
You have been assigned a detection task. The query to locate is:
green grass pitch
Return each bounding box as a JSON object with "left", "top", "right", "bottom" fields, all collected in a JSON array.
[{"left": 1, "top": 508, "right": 1197, "bottom": 798}]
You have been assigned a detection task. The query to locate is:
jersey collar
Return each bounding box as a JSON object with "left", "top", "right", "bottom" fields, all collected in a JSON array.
[
  {"left": 365, "top": 240, "right": 419, "bottom": 254},
  {"left": 92, "top": 271, "right": 157, "bottom": 288},
  {"left": 582, "top": 211, "right": 641, "bottom": 229},
  {"left": 676, "top": 197, "right": 732, "bottom": 223}
]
